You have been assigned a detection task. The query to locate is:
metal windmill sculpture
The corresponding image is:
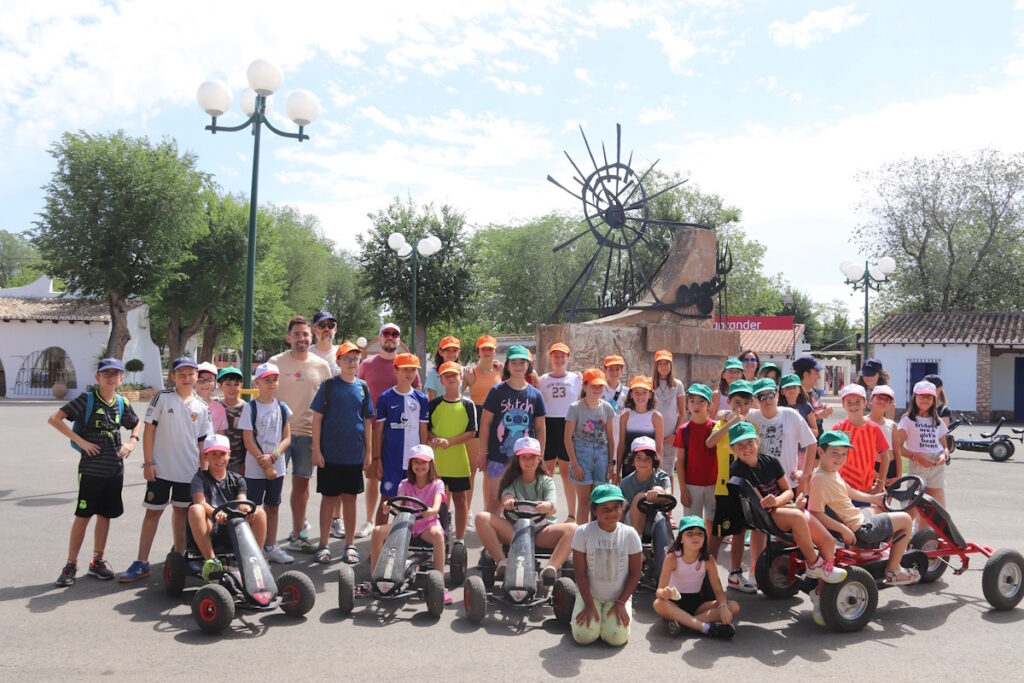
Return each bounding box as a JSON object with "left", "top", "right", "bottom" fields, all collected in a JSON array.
[{"left": 547, "top": 124, "right": 731, "bottom": 323}]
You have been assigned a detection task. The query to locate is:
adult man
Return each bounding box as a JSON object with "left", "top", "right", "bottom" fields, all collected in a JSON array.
[
  {"left": 356, "top": 322, "right": 421, "bottom": 538},
  {"left": 309, "top": 310, "right": 341, "bottom": 378},
  {"left": 270, "top": 315, "right": 332, "bottom": 553}
]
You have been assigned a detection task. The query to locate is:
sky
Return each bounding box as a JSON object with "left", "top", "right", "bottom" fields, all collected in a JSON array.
[{"left": 2, "top": 0, "right": 1023, "bottom": 317}]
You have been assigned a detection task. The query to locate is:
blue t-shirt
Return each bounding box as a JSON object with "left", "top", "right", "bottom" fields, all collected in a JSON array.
[
  {"left": 376, "top": 387, "right": 429, "bottom": 471},
  {"left": 482, "top": 382, "right": 547, "bottom": 464},
  {"left": 310, "top": 377, "right": 374, "bottom": 465}
]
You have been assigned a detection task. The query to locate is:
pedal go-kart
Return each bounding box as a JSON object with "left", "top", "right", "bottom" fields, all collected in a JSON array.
[
  {"left": 336, "top": 495, "right": 465, "bottom": 618},
  {"left": 463, "top": 501, "right": 576, "bottom": 625},
  {"left": 164, "top": 499, "right": 316, "bottom": 634},
  {"left": 633, "top": 493, "right": 677, "bottom": 593},
  {"left": 728, "top": 475, "right": 1023, "bottom": 632},
  {"left": 951, "top": 415, "right": 1016, "bottom": 462}
]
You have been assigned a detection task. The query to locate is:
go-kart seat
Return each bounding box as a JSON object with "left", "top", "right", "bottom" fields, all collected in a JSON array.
[
  {"left": 727, "top": 476, "right": 794, "bottom": 543},
  {"left": 914, "top": 494, "right": 967, "bottom": 549}
]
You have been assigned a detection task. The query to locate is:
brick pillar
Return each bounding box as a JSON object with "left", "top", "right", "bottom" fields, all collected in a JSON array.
[{"left": 976, "top": 344, "right": 991, "bottom": 420}]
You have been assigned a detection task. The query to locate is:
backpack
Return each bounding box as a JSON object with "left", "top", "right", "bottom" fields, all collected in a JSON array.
[
  {"left": 71, "top": 391, "right": 125, "bottom": 452},
  {"left": 248, "top": 399, "right": 289, "bottom": 447}
]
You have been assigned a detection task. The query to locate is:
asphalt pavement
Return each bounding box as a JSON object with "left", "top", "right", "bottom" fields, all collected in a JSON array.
[{"left": 2, "top": 400, "right": 1023, "bottom": 681}]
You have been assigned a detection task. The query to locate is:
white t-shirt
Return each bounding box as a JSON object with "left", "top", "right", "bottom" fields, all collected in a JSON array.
[
  {"left": 539, "top": 372, "right": 583, "bottom": 418},
  {"left": 238, "top": 398, "right": 293, "bottom": 479},
  {"left": 144, "top": 390, "right": 212, "bottom": 483},
  {"left": 747, "top": 407, "right": 816, "bottom": 485},
  {"left": 897, "top": 414, "right": 948, "bottom": 457},
  {"left": 571, "top": 521, "right": 642, "bottom": 601},
  {"left": 602, "top": 383, "right": 628, "bottom": 445},
  {"left": 309, "top": 344, "right": 341, "bottom": 377},
  {"left": 654, "top": 379, "right": 685, "bottom": 436},
  {"left": 873, "top": 417, "right": 897, "bottom": 448}
]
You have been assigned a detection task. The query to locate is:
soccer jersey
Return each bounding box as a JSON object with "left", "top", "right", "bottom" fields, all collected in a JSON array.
[
  {"left": 833, "top": 418, "right": 889, "bottom": 492},
  {"left": 539, "top": 372, "right": 582, "bottom": 418},
  {"left": 358, "top": 353, "right": 422, "bottom": 405},
  {"left": 376, "top": 387, "right": 429, "bottom": 471},
  {"left": 238, "top": 398, "right": 292, "bottom": 479},
  {"left": 428, "top": 396, "right": 477, "bottom": 478},
  {"left": 62, "top": 391, "right": 140, "bottom": 478},
  {"left": 144, "top": 389, "right": 212, "bottom": 483},
  {"left": 310, "top": 377, "right": 374, "bottom": 465},
  {"left": 712, "top": 419, "right": 757, "bottom": 495}
]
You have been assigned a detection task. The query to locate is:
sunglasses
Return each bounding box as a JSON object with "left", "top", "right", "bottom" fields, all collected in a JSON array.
[
  {"left": 197, "top": 377, "right": 216, "bottom": 385},
  {"left": 315, "top": 321, "right": 336, "bottom": 329},
  {"left": 98, "top": 370, "right": 122, "bottom": 378},
  {"left": 756, "top": 391, "right": 777, "bottom": 401},
  {"left": 743, "top": 358, "right": 759, "bottom": 364},
  {"left": 381, "top": 330, "right": 400, "bottom": 338}
]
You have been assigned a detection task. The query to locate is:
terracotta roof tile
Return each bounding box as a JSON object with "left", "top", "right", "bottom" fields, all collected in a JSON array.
[
  {"left": 0, "top": 296, "right": 141, "bottom": 322},
  {"left": 739, "top": 324, "right": 805, "bottom": 355},
  {"left": 870, "top": 312, "right": 1024, "bottom": 345}
]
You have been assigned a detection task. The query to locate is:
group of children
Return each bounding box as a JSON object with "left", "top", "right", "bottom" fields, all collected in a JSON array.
[{"left": 50, "top": 340, "right": 948, "bottom": 644}]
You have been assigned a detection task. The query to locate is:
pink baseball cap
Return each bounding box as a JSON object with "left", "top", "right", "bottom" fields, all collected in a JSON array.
[
  {"left": 913, "top": 380, "right": 937, "bottom": 397},
  {"left": 514, "top": 436, "right": 542, "bottom": 456},
  {"left": 253, "top": 362, "right": 280, "bottom": 380},
  {"left": 871, "top": 385, "right": 895, "bottom": 399},
  {"left": 408, "top": 444, "right": 434, "bottom": 462},
  {"left": 839, "top": 384, "right": 867, "bottom": 400},
  {"left": 203, "top": 434, "right": 231, "bottom": 454}
]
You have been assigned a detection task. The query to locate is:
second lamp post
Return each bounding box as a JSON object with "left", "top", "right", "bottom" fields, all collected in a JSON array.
[
  {"left": 841, "top": 256, "right": 896, "bottom": 365},
  {"left": 389, "top": 232, "right": 443, "bottom": 359}
]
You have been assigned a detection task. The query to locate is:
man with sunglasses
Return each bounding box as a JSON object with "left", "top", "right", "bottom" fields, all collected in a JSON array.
[{"left": 310, "top": 310, "right": 341, "bottom": 378}]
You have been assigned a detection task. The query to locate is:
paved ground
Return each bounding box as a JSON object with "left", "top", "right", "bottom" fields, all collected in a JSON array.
[{"left": 2, "top": 400, "right": 1023, "bottom": 681}]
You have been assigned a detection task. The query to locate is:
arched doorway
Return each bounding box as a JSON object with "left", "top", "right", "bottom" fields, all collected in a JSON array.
[{"left": 15, "top": 346, "right": 77, "bottom": 397}]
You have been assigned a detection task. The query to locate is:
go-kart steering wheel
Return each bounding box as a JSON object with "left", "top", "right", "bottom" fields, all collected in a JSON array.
[
  {"left": 385, "top": 495, "right": 430, "bottom": 516},
  {"left": 503, "top": 500, "right": 549, "bottom": 523},
  {"left": 883, "top": 475, "right": 925, "bottom": 512},
  {"left": 211, "top": 499, "right": 258, "bottom": 520},
  {"left": 636, "top": 493, "right": 678, "bottom": 514}
]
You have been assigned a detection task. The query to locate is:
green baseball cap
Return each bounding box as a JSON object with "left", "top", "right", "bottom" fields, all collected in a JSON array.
[
  {"left": 217, "top": 366, "right": 244, "bottom": 382},
  {"left": 819, "top": 430, "right": 854, "bottom": 449},
  {"left": 677, "top": 515, "right": 706, "bottom": 533},
  {"left": 506, "top": 345, "right": 531, "bottom": 361},
  {"left": 758, "top": 361, "right": 780, "bottom": 376},
  {"left": 728, "top": 421, "right": 758, "bottom": 445},
  {"left": 687, "top": 382, "right": 713, "bottom": 403},
  {"left": 590, "top": 483, "right": 626, "bottom": 505},
  {"left": 723, "top": 357, "right": 744, "bottom": 371},
  {"left": 752, "top": 378, "right": 777, "bottom": 397},
  {"left": 779, "top": 373, "right": 801, "bottom": 389},
  {"left": 728, "top": 379, "right": 754, "bottom": 397}
]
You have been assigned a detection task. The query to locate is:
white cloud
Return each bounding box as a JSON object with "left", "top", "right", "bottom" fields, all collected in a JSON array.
[
  {"left": 574, "top": 68, "right": 594, "bottom": 86},
  {"left": 768, "top": 4, "right": 867, "bottom": 49},
  {"left": 485, "top": 76, "right": 543, "bottom": 95},
  {"left": 637, "top": 99, "right": 676, "bottom": 124},
  {"left": 649, "top": 16, "right": 699, "bottom": 72}
]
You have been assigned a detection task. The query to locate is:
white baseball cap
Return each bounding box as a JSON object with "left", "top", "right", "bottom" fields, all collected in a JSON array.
[
  {"left": 631, "top": 435, "right": 658, "bottom": 452},
  {"left": 253, "top": 362, "right": 280, "bottom": 380},
  {"left": 839, "top": 384, "right": 867, "bottom": 400},
  {"left": 408, "top": 444, "right": 434, "bottom": 462},
  {"left": 203, "top": 434, "right": 231, "bottom": 454},
  {"left": 514, "top": 436, "right": 542, "bottom": 456}
]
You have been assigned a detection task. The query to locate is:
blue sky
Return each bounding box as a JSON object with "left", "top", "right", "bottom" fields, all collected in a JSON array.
[{"left": 3, "top": 1, "right": 1023, "bottom": 314}]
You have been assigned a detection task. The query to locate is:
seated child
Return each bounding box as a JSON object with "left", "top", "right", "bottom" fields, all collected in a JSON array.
[
  {"left": 653, "top": 516, "right": 739, "bottom": 639},
  {"left": 474, "top": 436, "right": 575, "bottom": 583},
  {"left": 619, "top": 436, "right": 672, "bottom": 538},
  {"left": 188, "top": 435, "right": 267, "bottom": 581},
  {"left": 571, "top": 484, "right": 642, "bottom": 647}
]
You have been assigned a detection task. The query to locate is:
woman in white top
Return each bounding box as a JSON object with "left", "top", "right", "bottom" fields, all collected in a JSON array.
[{"left": 652, "top": 350, "right": 684, "bottom": 476}]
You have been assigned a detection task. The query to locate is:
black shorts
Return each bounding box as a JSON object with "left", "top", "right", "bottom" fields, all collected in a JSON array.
[
  {"left": 544, "top": 417, "right": 569, "bottom": 461},
  {"left": 75, "top": 473, "right": 124, "bottom": 519},
  {"left": 712, "top": 493, "right": 746, "bottom": 537},
  {"left": 671, "top": 576, "right": 715, "bottom": 615},
  {"left": 144, "top": 478, "right": 192, "bottom": 509},
  {"left": 442, "top": 475, "right": 471, "bottom": 492},
  {"left": 316, "top": 464, "right": 364, "bottom": 497},
  {"left": 874, "top": 459, "right": 898, "bottom": 479},
  {"left": 855, "top": 509, "right": 894, "bottom": 546}
]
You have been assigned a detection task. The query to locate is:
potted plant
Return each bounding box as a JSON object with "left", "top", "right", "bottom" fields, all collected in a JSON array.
[{"left": 125, "top": 358, "right": 145, "bottom": 384}]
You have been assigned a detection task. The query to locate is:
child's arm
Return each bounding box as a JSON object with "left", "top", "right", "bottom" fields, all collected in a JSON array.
[
  {"left": 423, "top": 489, "right": 444, "bottom": 520},
  {"left": 677, "top": 442, "right": 689, "bottom": 507},
  {"left": 142, "top": 422, "right": 157, "bottom": 482},
  {"left": 844, "top": 480, "right": 883, "bottom": 506},
  {"left": 604, "top": 413, "right": 616, "bottom": 482},
  {"left": 372, "top": 420, "right": 385, "bottom": 479},
  {"left": 610, "top": 551, "right": 643, "bottom": 626},
  {"left": 654, "top": 549, "right": 678, "bottom": 599},
  {"left": 534, "top": 414, "right": 546, "bottom": 455},
  {"left": 617, "top": 412, "right": 629, "bottom": 463},
  {"left": 762, "top": 476, "right": 794, "bottom": 509},
  {"left": 47, "top": 408, "right": 101, "bottom": 455},
  {"left": 276, "top": 421, "right": 291, "bottom": 458},
  {"left": 192, "top": 490, "right": 224, "bottom": 524},
  {"left": 706, "top": 415, "right": 739, "bottom": 447},
  {"left": 652, "top": 411, "right": 664, "bottom": 457},
  {"left": 878, "top": 448, "right": 893, "bottom": 488},
  {"left": 362, "top": 418, "right": 374, "bottom": 472},
  {"left": 565, "top": 417, "right": 580, "bottom": 481},
  {"left": 312, "top": 411, "right": 325, "bottom": 468},
  {"left": 419, "top": 421, "right": 429, "bottom": 448},
  {"left": 242, "top": 427, "right": 275, "bottom": 478},
  {"left": 477, "top": 409, "right": 494, "bottom": 470},
  {"left": 810, "top": 508, "right": 856, "bottom": 546}
]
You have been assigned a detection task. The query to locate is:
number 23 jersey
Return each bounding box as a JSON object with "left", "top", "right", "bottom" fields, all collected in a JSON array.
[{"left": 539, "top": 372, "right": 582, "bottom": 419}]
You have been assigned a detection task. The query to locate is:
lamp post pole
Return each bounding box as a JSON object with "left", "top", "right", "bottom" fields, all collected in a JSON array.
[
  {"left": 197, "top": 60, "right": 320, "bottom": 388},
  {"left": 388, "top": 232, "right": 442, "bottom": 363},
  {"left": 841, "top": 257, "right": 896, "bottom": 365}
]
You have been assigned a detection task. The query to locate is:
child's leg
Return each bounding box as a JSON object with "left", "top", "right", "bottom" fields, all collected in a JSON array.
[
  {"left": 248, "top": 508, "right": 267, "bottom": 548},
  {"left": 749, "top": 530, "right": 767, "bottom": 571},
  {"left": 925, "top": 487, "right": 945, "bottom": 508},
  {"left": 694, "top": 599, "right": 741, "bottom": 623},
  {"left": 653, "top": 597, "right": 707, "bottom": 632},
  {"left": 806, "top": 512, "right": 837, "bottom": 562},
  {"left": 341, "top": 493, "right": 358, "bottom": 542},
  {"left": 188, "top": 505, "right": 215, "bottom": 559},
  {"left": 771, "top": 508, "right": 819, "bottom": 565},
  {"left": 560, "top": 461, "right": 575, "bottom": 520},
  {"left": 420, "top": 525, "right": 446, "bottom": 573},
  {"left": 319, "top": 494, "right": 339, "bottom": 548},
  {"left": 136, "top": 508, "right": 164, "bottom": 561},
  {"left": 67, "top": 516, "right": 90, "bottom": 564},
  {"left": 730, "top": 533, "right": 745, "bottom": 571},
  {"left": 451, "top": 490, "right": 468, "bottom": 540},
  {"left": 171, "top": 506, "right": 188, "bottom": 554},
  {"left": 265, "top": 505, "right": 280, "bottom": 548},
  {"left": 600, "top": 597, "right": 631, "bottom": 646},
  {"left": 629, "top": 492, "right": 647, "bottom": 537},
  {"left": 369, "top": 523, "right": 389, "bottom": 573},
  {"left": 333, "top": 497, "right": 342, "bottom": 527},
  {"left": 290, "top": 476, "right": 310, "bottom": 537},
  {"left": 536, "top": 524, "right": 574, "bottom": 570},
  {"left": 709, "top": 534, "right": 723, "bottom": 560},
  {"left": 570, "top": 592, "right": 601, "bottom": 645},
  {"left": 365, "top": 475, "right": 380, "bottom": 530},
  {"left": 485, "top": 474, "right": 502, "bottom": 514},
  {"left": 466, "top": 435, "right": 479, "bottom": 512},
  {"left": 886, "top": 512, "right": 914, "bottom": 573},
  {"left": 574, "top": 485, "right": 593, "bottom": 524},
  {"left": 474, "top": 512, "right": 512, "bottom": 563},
  {"left": 92, "top": 516, "right": 110, "bottom": 559}
]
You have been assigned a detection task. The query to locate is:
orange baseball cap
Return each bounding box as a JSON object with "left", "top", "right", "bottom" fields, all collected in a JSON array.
[
  {"left": 439, "top": 335, "right": 461, "bottom": 351},
  {"left": 583, "top": 368, "right": 607, "bottom": 387},
  {"left": 438, "top": 361, "right": 462, "bottom": 376},
  {"left": 654, "top": 349, "right": 673, "bottom": 364},
  {"left": 630, "top": 375, "right": 653, "bottom": 391},
  {"left": 476, "top": 335, "right": 497, "bottom": 349},
  {"left": 394, "top": 353, "right": 421, "bottom": 369},
  {"left": 603, "top": 355, "right": 625, "bottom": 367},
  {"left": 335, "top": 341, "right": 361, "bottom": 358},
  {"left": 549, "top": 342, "right": 570, "bottom": 355}
]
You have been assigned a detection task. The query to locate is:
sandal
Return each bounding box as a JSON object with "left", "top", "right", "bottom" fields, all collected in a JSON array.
[
  {"left": 355, "top": 581, "right": 372, "bottom": 597},
  {"left": 314, "top": 547, "right": 331, "bottom": 564},
  {"left": 885, "top": 567, "right": 920, "bottom": 585},
  {"left": 343, "top": 545, "right": 360, "bottom": 565}
]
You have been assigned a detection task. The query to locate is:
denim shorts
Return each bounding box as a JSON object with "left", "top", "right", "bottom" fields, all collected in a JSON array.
[
  {"left": 285, "top": 435, "right": 313, "bottom": 479},
  {"left": 570, "top": 440, "right": 610, "bottom": 485}
]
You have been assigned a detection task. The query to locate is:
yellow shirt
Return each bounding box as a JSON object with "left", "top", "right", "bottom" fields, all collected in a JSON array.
[
  {"left": 268, "top": 351, "right": 332, "bottom": 437},
  {"left": 712, "top": 418, "right": 757, "bottom": 495}
]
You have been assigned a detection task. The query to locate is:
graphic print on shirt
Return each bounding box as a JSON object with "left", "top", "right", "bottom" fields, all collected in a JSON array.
[
  {"left": 759, "top": 421, "right": 784, "bottom": 461},
  {"left": 593, "top": 536, "right": 618, "bottom": 583},
  {"left": 497, "top": 406, "right": 531, "bottom": 459},
  {"left": 581, "top": 417, "right": 607, "bottom": 444},
  {"left": 916, "top": 418, "right": 942, "bottom": 453}
]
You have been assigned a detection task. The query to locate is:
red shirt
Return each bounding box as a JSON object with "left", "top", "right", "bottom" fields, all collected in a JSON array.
[
  {"left": 833, "top": 418, "right": 889, "bottom": 492},
  {"left": 357, "top": 354, "right": 422, "bottom": 405},
  {"left": 674, "top": 418, "right": 717, "bottom": 486}
]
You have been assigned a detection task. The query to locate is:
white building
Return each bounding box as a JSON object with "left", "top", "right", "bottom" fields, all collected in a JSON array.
[
  {"left": 0, "top": 277, "right": 163, "bottom": 399},
  {"left": 869, "top": 312, "right": 1024, "bottom": 420}
]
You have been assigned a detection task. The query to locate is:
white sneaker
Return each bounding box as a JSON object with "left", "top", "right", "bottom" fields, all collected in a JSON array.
[
  {"left": 355, "top": 522, "right": 373, "bottom": 539},
  {"left": 810, "top": 587, "right": 825, "bottom": 626},
  {"left": 303, "top": 519, "right": 311, "bottom": 533},
  {"left": 265, "top": 545, "right": 295, "bottom": 564},
  {"left": 330, "top": 518, "right": 345, "bottom": 539},
  {"left": 806, "top": 557, "right": 847, "bottom": 584},
  {"left": 727, "top": 568, "right": 757, "bottom": 593}
]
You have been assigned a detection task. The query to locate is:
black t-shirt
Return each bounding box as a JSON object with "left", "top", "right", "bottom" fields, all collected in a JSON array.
[
  {"left": 62, "top": 391, "right": 140, "bottom": 477},
  {"left": 730, "top": 453, "right": 786, "bottom": 498},
  {"left": 190, "top": 469, "right": 247, "bottom": 510},
  {"left": 221, "top": 401, "right": 246, "bottom": 474}
]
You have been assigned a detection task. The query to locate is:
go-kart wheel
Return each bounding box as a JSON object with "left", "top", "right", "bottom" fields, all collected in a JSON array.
[
  {"left": 337, "top": 564, "right": 356, "bottom": 614},
  {"left": 910, "top": 528, "right": 948, "bottom": 584},
  {"left": 989, "top": 439, "right": 1015, "bottom": 462},
  {"left": 449, "top": 541, "right": 468, "bottom": 587},
  {"left": 819, "top": 566, "right": 878, "bottom": 633},
  {"left": 424, "top": 569, "right": 446, "bottom": 617},
  {"left": 982, "top": 549, "right": 1024, "bottom": 610},
  {"left": 560, "top": 554, "right": 575, "bottom": 581},
  {"left": 192, "top": 583, "right": 235, "bottom": 635},
  {"left": 164, "top": 550, "right": 187, "bottom": 597},
  {"left": 277, "top": 570, "right": 316, "bottom": 617},
  {"left": 464, "top": 575, "right": 487, "bottom": 624},
  {"left": 479, "top": 553, "right": 496, "bottom": 591},
  {"left": 883, "top": 475, "right": 925, "bottom": 513},
  {"left": 755, "top": 548, "right": 800, "bottom": 599},
  {"left": 552, "top": 576, "right": 576, "bottom": 626}
]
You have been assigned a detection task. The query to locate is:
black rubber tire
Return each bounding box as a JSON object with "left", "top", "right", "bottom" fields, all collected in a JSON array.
[
  {"left": 982, "top": 549, "right": 1024, "bottom": 610},
  {"left": 481, "top": 564, "right": 496, "bottom": 591},
  {"left": 164, "top": 550, "right": 187, "bottom": 597},
  {"left": 425, "top": 569, "right": 446, "bottom": 617},
  {"left": 449, "top": 542, "right": 468, "bottom": 587},
  {"left": 989, "top": 440, "right": 1015, "bottom": 462},
  {"left": 464, "top": 575, "right": 487, "bottom": 623},
  {"left": 755, "top": 549, "right": 800, "bottom": 599},
  {"left": 910, "top": 528, "right": 948, "bottom": 583},
  {"left": 277, "top": 570, "right": 316, "bottom": 617},
  {"left": 820, "top": 566, "right": 878, "bottom": 633},
  {"left": 337, "top": 564, "right": 356, "bottom": 614},
  {"left": 192, "top": 583, "right": 235, "bottom": 635},
  {"left": 552, "top": 576, "right": 577, "bottom": 625}
]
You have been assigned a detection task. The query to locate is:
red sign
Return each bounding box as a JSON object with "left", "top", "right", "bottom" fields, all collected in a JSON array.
[{"left": 713, "top": 316, "right": 794, "bottom": 331}]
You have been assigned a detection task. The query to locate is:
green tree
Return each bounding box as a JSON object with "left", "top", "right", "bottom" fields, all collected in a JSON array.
[
  {"left": 322, "top": 251, "right": 380, "bottom": 342},
  {"left": 33, "top": 130, "right": 207, "bottom": 357},
  {"left": 854, "top": 149, "right": 1024, "bottom": 313},
  {"left": 0, "top": 229, "right": 44, "bottom": 287},
  {"left": 817, "top": 299, "right": 858, "bottom": 351},
  {"left": 717, "top": 224, "right": 789, "bottom": 316}
]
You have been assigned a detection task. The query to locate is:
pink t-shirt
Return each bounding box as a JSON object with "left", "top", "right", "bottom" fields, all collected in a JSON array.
[
  {"left": 358, "top": 354, "right": 422, "bottom": 405},
  {"left": 209, "top": 400, "right": 227, "bottom": 433},
  {"left": 396, "top": 477, "right": 445, "bottom": 537}
]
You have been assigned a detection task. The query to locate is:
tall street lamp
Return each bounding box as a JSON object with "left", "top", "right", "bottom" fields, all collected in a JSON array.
[
  {"left": 840, "top": 256, "right": 896, "bottom": 365},
  {"left": 196, "top": 59, "right": 320, "bottom": 387},
  {"left": 781, "top": 293, "right": 797, "bottom": 365},
  {"left": 388, "top": 232, "right": 442, "bottom": 360}
]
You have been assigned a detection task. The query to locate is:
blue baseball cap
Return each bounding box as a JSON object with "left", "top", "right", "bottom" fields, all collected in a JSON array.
[
  {"left": 172, "top": 356, "right": 199, "bottom": 371},
  {"left": 312, "top": 310, "right": 336, "bottom": 325},
  {"left": 96, "top": 358, "right": 125, "bottom": 373}
]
